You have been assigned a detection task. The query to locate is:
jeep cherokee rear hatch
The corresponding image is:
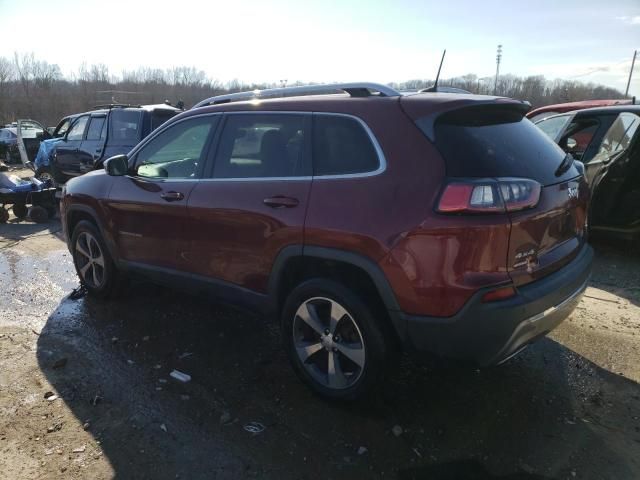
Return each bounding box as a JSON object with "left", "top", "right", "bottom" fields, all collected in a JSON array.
[{"left": 408, "top": 99, "right": 588, "bottom": 287}]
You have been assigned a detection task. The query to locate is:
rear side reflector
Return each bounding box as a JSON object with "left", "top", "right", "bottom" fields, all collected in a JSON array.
[
  {"left": 437, "top": 178, "right": 541, "bottom": 214},
  {"left": 482, "top": 286, "right": 517, "bottom": 303}
]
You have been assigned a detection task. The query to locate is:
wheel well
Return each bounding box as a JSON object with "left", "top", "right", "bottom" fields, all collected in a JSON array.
[
  {"left": 66, "top": 210, "right": 98, "bottom": 238},
  {"left": 276, "top": 256, "right": 399, "bottom": 343}
]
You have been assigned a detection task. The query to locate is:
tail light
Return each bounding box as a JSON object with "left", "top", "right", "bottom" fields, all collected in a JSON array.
[{"left": 437, "top": 178, "right": 541, "bottom": 214}]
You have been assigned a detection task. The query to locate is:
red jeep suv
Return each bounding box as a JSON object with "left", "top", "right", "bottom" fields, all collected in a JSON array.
[{"left": 60, "top": 83, "right": 593, "bottom": 399}]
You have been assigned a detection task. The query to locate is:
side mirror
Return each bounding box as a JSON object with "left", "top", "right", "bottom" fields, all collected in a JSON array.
[{"left": 104, "top": 155, "right": 129, "bottom": 176}]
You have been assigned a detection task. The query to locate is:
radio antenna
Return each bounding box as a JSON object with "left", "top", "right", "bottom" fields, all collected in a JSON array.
[{"left": 421, "top": 49, "right": 446, "bottom": 92}]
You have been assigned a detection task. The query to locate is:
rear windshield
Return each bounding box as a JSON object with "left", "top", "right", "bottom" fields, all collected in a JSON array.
[{"left": 427, "top": 106, "right": 580, "bottom": 186}]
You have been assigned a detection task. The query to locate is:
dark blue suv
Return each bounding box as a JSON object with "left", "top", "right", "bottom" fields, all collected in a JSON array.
[{"left": 41, "top": 104, "right": 180, "bottom": 183}]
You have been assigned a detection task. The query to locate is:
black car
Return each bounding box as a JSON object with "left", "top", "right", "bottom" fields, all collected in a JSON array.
[
  {"left": 535, "top": 105, "right": 640, "bottom": 239},
  {"left": 44, "top": 104, "right": 180, "bottom": 183}
]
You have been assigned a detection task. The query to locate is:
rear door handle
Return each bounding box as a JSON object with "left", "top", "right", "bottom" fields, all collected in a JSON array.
[
  {"left": 160, "top": 191, "right": 185, "bottom": 202},
  {"left": 263, "top": 196, "right": 299, "bottom": 208}
]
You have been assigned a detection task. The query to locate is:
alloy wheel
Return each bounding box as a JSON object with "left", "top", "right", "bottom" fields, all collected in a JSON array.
[
  {"left": 75, "top": 232, "right": 106, "bottom": 288},
  {"left": 292, "top": 297, "right": 366, "bottom": 390}
]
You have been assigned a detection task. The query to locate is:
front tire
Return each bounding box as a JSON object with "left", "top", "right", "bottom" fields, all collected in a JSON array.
[
  {"left": 71, "top": 220, "right": 122, "bottom": 298},
  {"left": 282, "top": 278, "right": 391, "bottom": 400}
]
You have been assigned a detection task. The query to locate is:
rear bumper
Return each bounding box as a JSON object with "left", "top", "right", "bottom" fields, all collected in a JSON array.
[{"left": 400, "top": 243, "right": 593, "bottom": 365}]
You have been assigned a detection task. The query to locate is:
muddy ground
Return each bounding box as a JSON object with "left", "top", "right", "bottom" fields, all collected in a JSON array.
[{"left": 0, "top": 210, "right": 639, "bottom": 480}]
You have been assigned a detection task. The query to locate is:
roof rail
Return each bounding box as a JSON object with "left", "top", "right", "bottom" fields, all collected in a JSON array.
[
  {"left": 92, "top": 103, "right": 141, "bottom": 110},
  {"left": 193, "top": 82, "right": 401, "bottom": 108}
]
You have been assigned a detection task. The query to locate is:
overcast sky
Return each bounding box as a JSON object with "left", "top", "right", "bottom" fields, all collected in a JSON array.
[{"left": 1, "top": 0, "right": 638, "bottom": 96}]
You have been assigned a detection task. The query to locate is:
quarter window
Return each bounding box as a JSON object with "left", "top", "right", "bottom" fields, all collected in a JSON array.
[
  {"left": 212, "top": 114, "right": 307, "bottom": 178},
  {"left": 134, "top": 116, "right": 216, "bottom": 179},
  {"left": 67, "top": 116, "right": 89, "bottom": 141},
  {"left": 312, "top": 115, "right": 379, "bottom": 176}
]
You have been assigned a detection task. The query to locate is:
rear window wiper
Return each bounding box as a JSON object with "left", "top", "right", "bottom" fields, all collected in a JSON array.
[{"left": 555, "top": 153, "right": 574, "bottom": 177}]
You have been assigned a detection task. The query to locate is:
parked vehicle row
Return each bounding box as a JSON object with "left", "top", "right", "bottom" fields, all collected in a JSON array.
[
  {"left": 60, "top": 83, "right": 593, "bottom": 399},
  {"left": 34, "top": 104, "right": 181, "bottom": 184}
]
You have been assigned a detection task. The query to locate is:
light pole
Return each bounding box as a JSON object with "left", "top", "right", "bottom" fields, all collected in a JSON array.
[
  {"left": 625, "top": 50, "right": 637, "bottom": 98},
  {"left": 494, "top": 45, "right": 503, "bottom": 95}
]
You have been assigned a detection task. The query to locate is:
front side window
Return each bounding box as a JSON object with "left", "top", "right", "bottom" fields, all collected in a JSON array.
[
  {"left": 66, "top": 116, "right": 89, "bottom": 141},
  {"left": 54, "top": 118, "right": 72, "bottom": 138},
  {"left": 593, "top": 113, "right": 640, "bottom": 161},
  {"left": 312, "top": 115, "right": 380, "bottom": 176},
  {"left": 558, "top": 119, "right": 599, "bottom": 161},
  {"left": 212, "top": 114, "right": 307, "bottom": 178},
  {"left": 134, "top": 116, "right": 216, "bottom": 179},
  {"left": 85, "top": 116, "right": 106, "bottom": 141}
]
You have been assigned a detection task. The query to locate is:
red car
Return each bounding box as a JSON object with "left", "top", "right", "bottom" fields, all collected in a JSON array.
[
  {"left": 60, "top": 83, "right": 593, "bottom": 399},
  {"left": 527, "top": 99, "right": 632, "bottom": 122}
]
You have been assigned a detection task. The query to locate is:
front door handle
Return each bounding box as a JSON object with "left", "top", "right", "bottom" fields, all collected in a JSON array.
[
  {"left": 263, "top": 196, "right": 299, "bottom": 208},
  {"left": 160, "top": 191, "right": 185, "bottom": 202}
]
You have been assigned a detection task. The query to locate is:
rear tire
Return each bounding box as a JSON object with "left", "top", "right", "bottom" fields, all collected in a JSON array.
[
  {"left": 71, "top": 220, "right": 123, "bottom": 298},
  {"left": 29, "top": 205, "right": 48, "bottom": 223},
  {"left": 0, "top": 209, "right": 8, "bottom": 223},
  {"left": 281, "top": 278, "right": 391, "bottom": 400},
  {"left": 12, "top": 203, "right": 28, "bottom": 219}
]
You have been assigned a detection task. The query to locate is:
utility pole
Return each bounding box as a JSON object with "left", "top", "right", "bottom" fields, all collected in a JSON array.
[
  {"left": 494, "top": 44, "right": 503, "bottom": 95},
  {"left": 625, "top": 50, "right": 637, "bottom": 98}
]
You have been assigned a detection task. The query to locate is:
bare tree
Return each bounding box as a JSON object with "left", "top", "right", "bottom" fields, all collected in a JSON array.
[{"left": 0, "top": 52, "right": 628, "bottom": 127}]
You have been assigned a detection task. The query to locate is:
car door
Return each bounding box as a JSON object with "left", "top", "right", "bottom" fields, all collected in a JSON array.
[
  {"left": 589, "top": 112, "right": 640, "bottom": 227},
  {"left": 184, "top": 112, "right": 311, "bottom": 293},
  {"left": 105, "top": 115, "right": 219, "bottom": 270},
  {"left": 78, "top": 114, "right": 107, "bottom": 173},
  {"left": 55, "top": 115, "right": 89, "bottom": 176}
]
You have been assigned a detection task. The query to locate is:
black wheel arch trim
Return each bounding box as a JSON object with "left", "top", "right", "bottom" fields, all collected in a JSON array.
[
  {"left": 268, "top": 245, "right": 406, "bottom": 340},
  {"left": 64, "top": 204, "right": 119, "bottom": 262}
]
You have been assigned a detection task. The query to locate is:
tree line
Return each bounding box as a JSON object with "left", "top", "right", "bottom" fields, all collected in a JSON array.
[{"left": 0, "top": 52, "right": 628, "bottom": 127}]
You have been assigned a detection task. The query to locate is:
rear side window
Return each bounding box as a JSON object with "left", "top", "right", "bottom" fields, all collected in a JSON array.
[
  {"left": 151, "top": 110, "right": 178, "bottom": 131},
  {"left": 212, "top": 114, "right": 307, "bottom": 178},
  {"left": 429, "top": 106, "right": 578, "bottom": 186},
  {"left": 312, "top": 115, "right": 379, "bottom": 176},
  {"left": 85, "top": 116, "right": 106, "bottom": 141},
  {"left": 109, "top": 110, "right": 142, "bottom": 144}
]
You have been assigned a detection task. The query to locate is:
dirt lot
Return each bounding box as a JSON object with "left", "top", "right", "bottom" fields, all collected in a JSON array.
[{"left": 1, "top": 211, "right": 639, "bottom": 479}]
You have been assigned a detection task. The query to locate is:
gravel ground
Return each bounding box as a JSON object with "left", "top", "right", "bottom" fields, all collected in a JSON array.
[{"left": 0, "top": 213, "right": 639, "bottom": 480}]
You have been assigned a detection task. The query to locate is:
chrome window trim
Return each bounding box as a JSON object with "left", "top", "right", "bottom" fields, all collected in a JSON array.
[{"left": 125, "top": 111, "right": 386, "bottom": 183}]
